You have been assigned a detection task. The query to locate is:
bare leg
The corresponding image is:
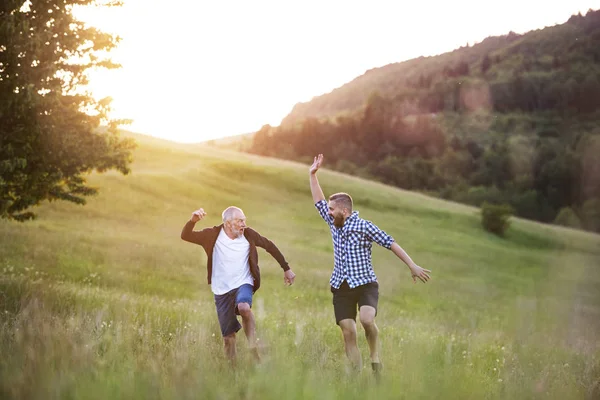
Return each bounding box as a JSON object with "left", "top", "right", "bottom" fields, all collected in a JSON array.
[
  {"left": 223, "top": 333, "right": 237, "bottom": 366},
  {"left": 359, "top": 306, "right": 380, "bottom": 364},
  {"left": 338, "top": 318, "right": 362, "bottom": 371},
  {"left": 238, "top": 302, "right": 260, "bottom": 361}
]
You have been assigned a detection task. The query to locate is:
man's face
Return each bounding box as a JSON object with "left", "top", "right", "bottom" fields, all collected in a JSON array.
[
  {"left": 227, "top": 211, "right": 247, "bottom": 238},
  {"left": 328, "top": 201, "right": 346, "bottom": 228}
]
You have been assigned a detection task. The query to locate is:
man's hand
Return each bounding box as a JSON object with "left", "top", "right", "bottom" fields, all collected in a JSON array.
[
  {"left": 309, "top": 154, "right": 326, "bottom": 203},
  {"left": 284, "top": 269, "right": 296, "bottom": 286},
  {"left": 309, "top": 154, "right": 323, "bottom": 175},
  {"left": 409, "top": 264, "right": 431, "bottom": 284},
  {"left": 191, "top": 208, "right": 207, "bottom": 223}
]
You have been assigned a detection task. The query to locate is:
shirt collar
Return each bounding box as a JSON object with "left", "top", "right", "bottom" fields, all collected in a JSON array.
[{"left": 342, "top": 211, "right": 359, "bottom": 228}]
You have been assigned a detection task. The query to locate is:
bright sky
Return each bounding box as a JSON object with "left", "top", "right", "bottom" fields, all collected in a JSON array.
[{"left": 75, "top": 0, "right": 598, "bottom": 143}]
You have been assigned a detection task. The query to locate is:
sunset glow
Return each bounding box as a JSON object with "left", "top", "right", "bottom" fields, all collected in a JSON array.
[{"left": 74, "top": 0, "right": 599, "bottom": 143}]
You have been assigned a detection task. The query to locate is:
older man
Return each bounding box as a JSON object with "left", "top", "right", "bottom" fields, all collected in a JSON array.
[
  {"left": 308, "top": 154, "right": 431, "bottom": 377},
  {"left": 181, "top": 206, "right": 295, "bottom": 364}
]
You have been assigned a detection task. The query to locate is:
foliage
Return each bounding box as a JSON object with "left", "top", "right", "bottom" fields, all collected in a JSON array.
[
  {"left": 481, "top": 201, "right": 513, "bottom": 236},
  {"left": 282, "top": 10, "right": 600, "bottom": 123},
  {"left": 580, "top": 198, "right": 600, "bottom": 232},
  {"left": 553, "top": 207, "right": 582, "bottom": 229},
  {"left": 244, "top": 9, "right": 600, "bottom": 233},
  {"left": 0, "top": 0, "right": 136, "bottom": 221}
]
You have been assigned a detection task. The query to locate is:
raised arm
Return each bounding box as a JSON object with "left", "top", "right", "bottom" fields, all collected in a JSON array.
[
  {"left": 309, "top": 154, "right": 325, "bottom": 203},
  {"left": 180, "top": 208, "right": 208, "bottom": 244}
]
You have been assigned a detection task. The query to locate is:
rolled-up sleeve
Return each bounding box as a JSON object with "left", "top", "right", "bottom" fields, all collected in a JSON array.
[
  {"left": 315, "top": 199, "right": 333, "bottom": 226},
  {"left": 365, "top": 221, "right": 394, "bottom": 249}
]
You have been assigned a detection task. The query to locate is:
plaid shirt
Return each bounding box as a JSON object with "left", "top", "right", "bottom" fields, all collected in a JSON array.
[{"left": 315, "top": 199, "right": 395, "bottom": 289}]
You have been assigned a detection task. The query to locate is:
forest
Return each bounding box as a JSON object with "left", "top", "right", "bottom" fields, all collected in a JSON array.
[{"left": 246, "top": 9, "right": 600, "bottom": 233}]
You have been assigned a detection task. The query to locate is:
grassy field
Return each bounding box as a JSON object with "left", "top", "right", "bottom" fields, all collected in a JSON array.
[{"left": 1, "top": 133, "right": 599, "bottom": 400}]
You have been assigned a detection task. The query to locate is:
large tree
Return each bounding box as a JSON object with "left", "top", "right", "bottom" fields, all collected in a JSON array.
[{"left": 0, "top": 0, "right": 135, "bottom": 221}]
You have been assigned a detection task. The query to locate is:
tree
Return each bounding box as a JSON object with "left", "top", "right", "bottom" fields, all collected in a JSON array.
[
  {"left": 554, "top": 207, "right": 582, "bottom": 229},
  {"left": 1, "top": 0, "right": 136, "bottom": 221},
  {"left": 580, "top": 199, "right": 600, "bottom": 232},
  {"left": 481, "top": 54, "right": 492, "bottom": 74}
]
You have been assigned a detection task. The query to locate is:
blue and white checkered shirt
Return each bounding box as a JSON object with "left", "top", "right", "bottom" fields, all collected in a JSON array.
[{"left": 315, "top": 199, "right": 395, "bottom": 289}]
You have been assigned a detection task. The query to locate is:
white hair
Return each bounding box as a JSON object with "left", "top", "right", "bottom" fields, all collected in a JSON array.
[{"left": 222, "top": 206, "right": 243, "bottom": 222}]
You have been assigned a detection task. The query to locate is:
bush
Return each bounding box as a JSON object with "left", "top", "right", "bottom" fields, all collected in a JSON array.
[
  {"left": 580, "top": 198, "right": 600, "bottom": 233},
  {"left": 464, "top": 186, "right": 504, "bottom": 207},
  {"left": 553, "top": 207, "right": 582, "bottom": 229},
  {"left": 481, "top": 202, "right": 513, "bottom": 236}
]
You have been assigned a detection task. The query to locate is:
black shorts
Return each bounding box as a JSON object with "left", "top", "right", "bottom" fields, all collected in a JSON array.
[{"left": 331, "top": 280, "right": 379, "bottom": 325}]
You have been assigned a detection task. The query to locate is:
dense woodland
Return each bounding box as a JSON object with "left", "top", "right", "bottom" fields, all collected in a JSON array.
[{"left": 245, "top": 9, "right": 600, "bottom": 233}]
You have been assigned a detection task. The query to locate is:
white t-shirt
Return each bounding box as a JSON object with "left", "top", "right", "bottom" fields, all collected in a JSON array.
[{"left": 211, "top": 227, "right": 254, "bottom": 295}]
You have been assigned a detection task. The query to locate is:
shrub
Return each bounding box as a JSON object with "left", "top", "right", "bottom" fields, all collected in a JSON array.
[
  {"left": 481, "top": 202, "right": 513, "bottom": 236},
  {"left": 553, "top": 207, "right": 582, "bottom": 229},
  {"left": 580, "top": 199, "right": 600, "bottom": 233}
]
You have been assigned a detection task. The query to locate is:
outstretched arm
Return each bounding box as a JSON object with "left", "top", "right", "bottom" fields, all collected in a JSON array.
[
  {"left": 309, "top": 154, "right": 325, "bottom": 204},
  {"left": 390, "top": 242, "right": 431, "bottom": 284},
  {"left": 252, "top": 230, "right": 296, "bottom": 285}
]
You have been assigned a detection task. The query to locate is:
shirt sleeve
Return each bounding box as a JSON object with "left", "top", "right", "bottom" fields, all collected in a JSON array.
[
  {"left": 250, "top": 229, "right": 290, "bottom": 271},
  {"left": 365, "top": 221, "right": 394, "bottom": 249},
  {"left": 315, "top": 199, "right": 333, "bottom": 226},
  {"left": 180, "top": 220, "right": 211, "bottom": 245}
]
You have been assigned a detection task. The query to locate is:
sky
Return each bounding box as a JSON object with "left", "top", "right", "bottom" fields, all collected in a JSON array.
[{"left": 75, "top": 0, "right": 599, "bottom": 143}]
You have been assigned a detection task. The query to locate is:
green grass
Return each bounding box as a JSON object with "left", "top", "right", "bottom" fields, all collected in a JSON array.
[{"left": 1, "top": 132, "right": 599, "bottom": 399}]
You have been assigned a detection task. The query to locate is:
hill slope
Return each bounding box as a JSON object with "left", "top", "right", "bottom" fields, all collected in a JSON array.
[
  {"left": 282, "top": 9, "right": 600, "bottom": 124},
  {"left": 242, "top": 9, "right": 600, "bottom": 234},
  {"left": 1, "top": 133, "right": 599, "bottom": 399}
]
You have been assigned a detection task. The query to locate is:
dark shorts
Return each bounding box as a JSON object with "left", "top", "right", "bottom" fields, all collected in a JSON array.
[
  {"left": 331, "top": 280, "right": 379, "bottom": 325},
  {"left": 214, "top": 283, "right": 254, "bottom": 337}
]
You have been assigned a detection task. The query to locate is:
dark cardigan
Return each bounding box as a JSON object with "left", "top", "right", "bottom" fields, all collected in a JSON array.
[{"left": 180, "top": 221, "right": 290, "bottom": 292}]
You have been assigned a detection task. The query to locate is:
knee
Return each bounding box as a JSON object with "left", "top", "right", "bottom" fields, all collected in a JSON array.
[
  {"left": 360, "top": 314, "right": 376, "bottom": 329},
  {"left": 237, "top": 302, "right": 252, "bottom": 318},
  {"left": 223, "top": 334, "right": 236, "bottom": 347}
]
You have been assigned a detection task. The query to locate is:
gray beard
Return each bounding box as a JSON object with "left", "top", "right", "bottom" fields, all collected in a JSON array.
[{"left": 225, "top": 226, "right": 244, "bottom": 238}]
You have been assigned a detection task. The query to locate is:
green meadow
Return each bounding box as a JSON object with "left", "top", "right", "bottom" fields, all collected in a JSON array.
[{"left": 1, "top": 133, "right": 599, "bottom": 399}]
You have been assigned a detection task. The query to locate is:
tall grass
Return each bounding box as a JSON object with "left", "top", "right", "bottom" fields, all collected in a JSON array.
[{"left": 1, "top": 133, "right": 599, "bottom": 399}]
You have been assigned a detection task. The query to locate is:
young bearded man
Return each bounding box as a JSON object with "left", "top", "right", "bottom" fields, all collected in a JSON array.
[{"left": 308, "top": 154, "right": 431, "bottom": 376}]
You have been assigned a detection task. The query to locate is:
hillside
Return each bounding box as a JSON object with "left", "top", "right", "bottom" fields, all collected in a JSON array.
[
  {"left": 242, "top": 9, "right": 600, "bottom": 235},
  {"left": 1, "top": 133, "right": 599, "bottom": 399},
  {"left": 282, "top": 9, "right": 600, "bottom": 124}
]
